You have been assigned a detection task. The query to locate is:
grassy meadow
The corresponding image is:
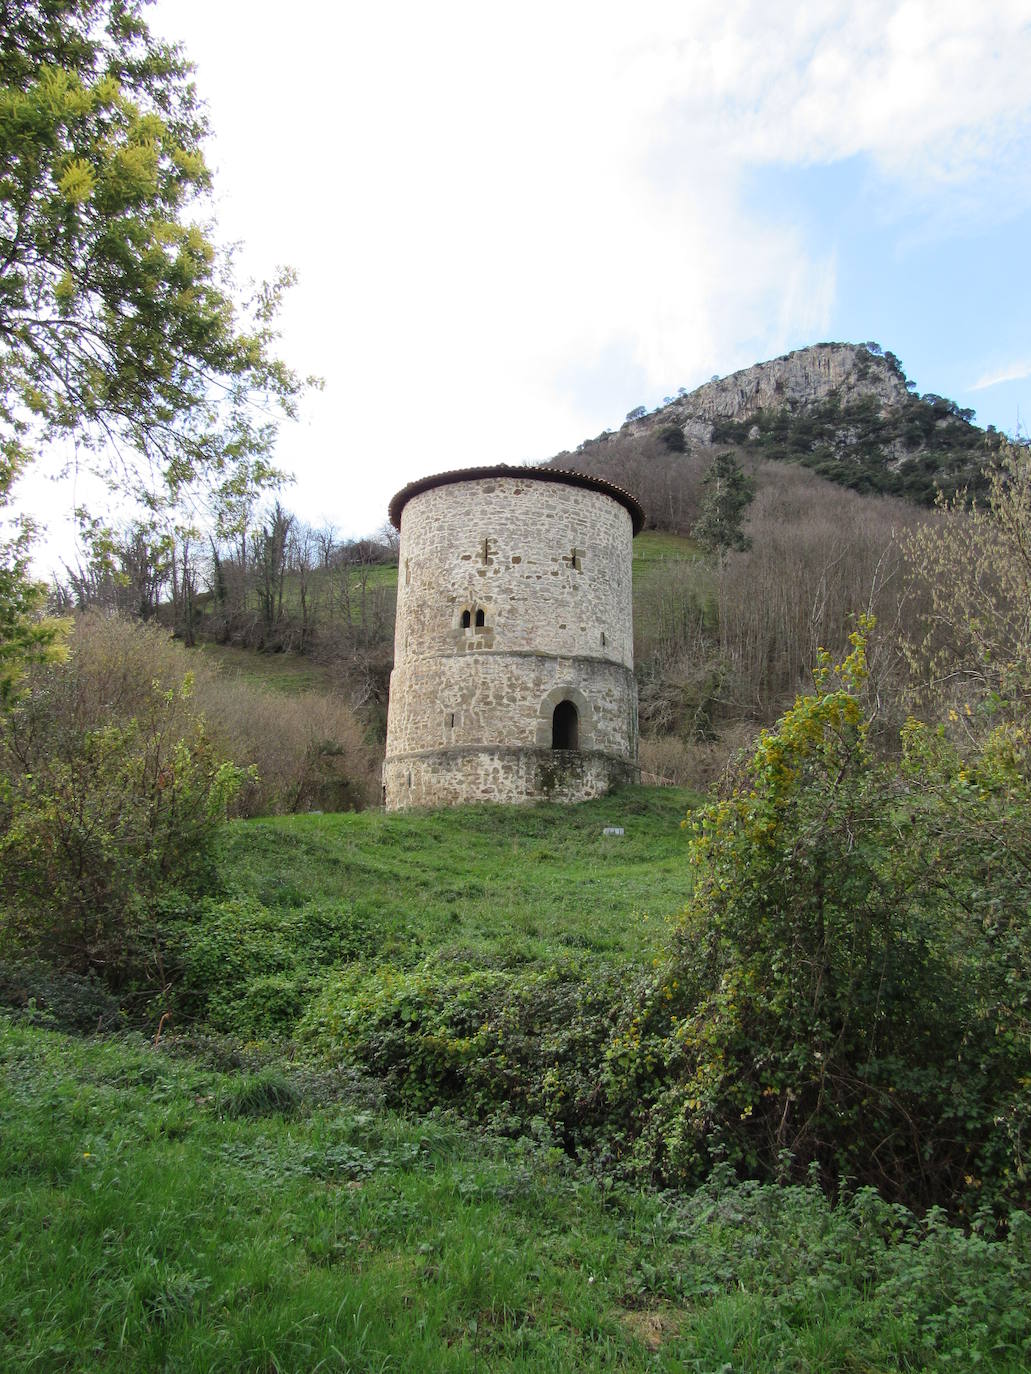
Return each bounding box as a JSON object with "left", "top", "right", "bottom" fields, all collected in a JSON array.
[
  {"left": 6, "top": 1018, "right": 1031, "bottom": 1373},
  {"left": 4, "top": 783, "right": 1031, "bottom": 1370},
  {"left": 196, "top": 643, "right": 340, "bottom": 696},
  {"left": 219, "top": 787, "right": 696, "bottom": 967}
]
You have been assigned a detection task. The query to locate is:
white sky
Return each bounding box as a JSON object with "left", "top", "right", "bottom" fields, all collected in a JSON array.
[{"left": 23, "top": 0, "right": 1031, "bottom": 565}]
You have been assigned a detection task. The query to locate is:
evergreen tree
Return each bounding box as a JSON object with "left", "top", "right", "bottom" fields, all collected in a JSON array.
[{"left": 692, "top": 451, "right": 755, "bottom": 555}]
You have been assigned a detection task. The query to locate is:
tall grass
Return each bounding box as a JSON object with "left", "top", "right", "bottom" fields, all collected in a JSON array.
[
  {"left": 2, "top": 1020, "right": 1028, "bottom": 1373},
  {"left": 19, "top": 613, "right": 380, "bottom": 816}
]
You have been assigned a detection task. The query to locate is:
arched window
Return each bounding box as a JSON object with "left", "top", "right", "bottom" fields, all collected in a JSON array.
[
  {"left": 552, "top": 700, "right": 579, "bottom": 751},
  {"left": 461, "top": 609, "right": 471, "bottom": 629},
  {"left": 475, "top": 608, "right": 485, "bottom": 628}
]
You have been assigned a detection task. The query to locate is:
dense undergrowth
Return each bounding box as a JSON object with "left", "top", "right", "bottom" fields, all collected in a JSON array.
[
  {"left": 3, "top": 1021, "right": 1030, "bottom": 1372},
  {"left": 709, "top": 391, "right": 995, "bottom": 503}
]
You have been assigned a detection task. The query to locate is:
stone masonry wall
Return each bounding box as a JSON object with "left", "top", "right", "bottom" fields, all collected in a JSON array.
[
  {"left": 383, "top": 747, "right": 633, "bottom": 808},
  {"left": 386, "top": 654, "right": 636, "bottom": 759},
  {"left": 383, "top": 473, "right": 638, "bottom": 809}
]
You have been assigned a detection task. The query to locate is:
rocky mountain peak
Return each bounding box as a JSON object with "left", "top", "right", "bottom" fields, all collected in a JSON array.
[
  {"left": 553, "top": 341, "right": 996, "bottom": 508},
  {"left": 653, "top": 343, "right": 912, "bottom": 445}
]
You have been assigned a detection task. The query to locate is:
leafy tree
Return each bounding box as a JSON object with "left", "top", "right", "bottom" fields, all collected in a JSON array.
[
  {"left": 657, "top": 423, "right": 686, "bottom": 453},
  {"left": 607, "top": 625, "right": 1031, "bottom": 1211},
  {"left": 0, "top": 450, "right": 66, "bottom": 702},
  {"left": 901, "top": 442, "right": 1031, "bottom": 726},
  {"left": 0, "top": 0, "right": 307, "bottom": 692},
  {"left": 692, "top": 450, "right": 754, "bottom": 555}
]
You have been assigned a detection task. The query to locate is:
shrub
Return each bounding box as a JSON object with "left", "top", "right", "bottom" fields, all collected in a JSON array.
[
  {"left": 165, "top": 894, "right": 380, "bottom": 1035},
  {"left": 900, "top": 442, "right": 1031, "bottom": 727},
  {"left": 300, "top": 954, "right": 625, "bottom": 1136},
  {"left": 190, "top": 674, "right": 379, "bottom": 815},
  {"left": 0, "top": 620, "right": 243, "bottom": 981},
  {"left": 639, "top": 726, "right": 755, "bottom": 791},
  {"left": 608, "top": 624, "right": 1031, "bottom": 1212},
  {"left": 0, "top": 956, "right": 124, "bottom": 1032}
]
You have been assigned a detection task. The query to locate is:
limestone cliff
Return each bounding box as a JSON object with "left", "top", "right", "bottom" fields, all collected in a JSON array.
[
  {"left": 656, "top": 343, "right": 911, "bottom": 445},
  {"left": 554, "top": 342, "right": 996, "bottom": 508}
]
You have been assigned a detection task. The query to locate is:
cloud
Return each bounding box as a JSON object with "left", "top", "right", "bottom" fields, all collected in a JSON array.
[
  {"left": 117, "top": 1, "right": 1031, "bottom": 543},
  {"left": 633, "top": 1, "right": 1031, "bottom": 193},
  {"left": 970, "top": 360, "right": 1031, "bottom": 391}
]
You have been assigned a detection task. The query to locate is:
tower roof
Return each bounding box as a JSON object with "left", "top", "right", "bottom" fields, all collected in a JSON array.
[{"left": 388, "top": 465, "right": 645, "bottom": 535}]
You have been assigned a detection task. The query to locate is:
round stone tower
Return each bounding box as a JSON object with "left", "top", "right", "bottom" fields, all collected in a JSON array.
[{"left": 383, "top": 465, "right": 643, "bottom": 810}]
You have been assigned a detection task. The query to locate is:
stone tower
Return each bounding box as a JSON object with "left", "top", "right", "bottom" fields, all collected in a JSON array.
[{"left": 382, "top": 465, "right": 642, "bottom": 810}]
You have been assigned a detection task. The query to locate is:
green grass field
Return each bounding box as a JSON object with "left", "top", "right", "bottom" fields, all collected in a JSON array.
[
  {"left": 196, "top": 642, "right": 340, "bottom": 695},
  {"left": 632, "top": 529, "right": 698, "bottom": 572},
  {"left": 219, "top": 787, "right": 696, "bottom": 970},
  {"left": 4, "top": 785, "right": 1031, "bottom": 1370},
  {"left": 5, "top": 1017, "right": 1029, "bottom": 1372}
]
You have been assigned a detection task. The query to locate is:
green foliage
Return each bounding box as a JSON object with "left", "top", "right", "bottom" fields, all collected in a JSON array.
[
  {"left": 300, "top": 955, "right": 623, "bottom": 1131},
  {"left": 657, "top": 423, "right": 686, "bottom": 453},
  {"left": 0, "top": 954, "right": 124, "bottom": 1031},
  {"left": 164, "top": 894, "right": 382, "bottom": 1036},
  {"left": 710, "top": 387, "right": 996, "bottom": 503},
  {"left": 134, "top": 787, "right": 694, "bottom": 1045},
  {"left": 691, "top": 450, "right": 754, "bottom": 554},
  {"left": 0, "top": 627, "right": 244, "bottom": 979},
  {"left": 3, "top": 1020, "right": 1030, "bottom": 1371},
  {"left": 0, "top": 0, "right": 307, "bottom": 541},
  {"left": 607, "top": 624, "right": 1031, "bottom": 1211},
  {"left": 0, "top": 450, "right": 67, "bottom": 705}
]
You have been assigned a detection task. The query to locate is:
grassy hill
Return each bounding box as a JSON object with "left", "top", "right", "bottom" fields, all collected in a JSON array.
[
  {"left": 7, "top": 1017, "right": 1028, "bottom": 1372},
  {"left": 4, "top": 786, "right": 1029, "bottom": 1371},
  {"left": 160, "top": 787, "right": 697, "bottom": 1045},
  {"left": 8, "top": 791, "right": 1031, "bottom": 1368},
  {"left": 219, "top": 787, "right": 695, "bottom": 968}
]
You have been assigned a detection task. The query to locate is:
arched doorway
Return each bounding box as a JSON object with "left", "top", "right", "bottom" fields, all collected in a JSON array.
[{"left": 552, "top": 699, "right": 579, "bottom": 750}]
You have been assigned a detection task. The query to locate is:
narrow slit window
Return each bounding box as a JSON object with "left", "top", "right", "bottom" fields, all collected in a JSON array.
[
  {"left": 475, "top": 608, "right": 485, "bottom": 628},
  {"left": 461, "top": 609, "right": 471, "bottom": 629},
  {"left": 552, "top": 700, "right": 579, "bottom": 751}
]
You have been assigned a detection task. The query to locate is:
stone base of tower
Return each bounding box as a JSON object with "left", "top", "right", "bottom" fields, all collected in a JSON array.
[{"left": 383, "top": 746, "right": 638, "bottom": 811}]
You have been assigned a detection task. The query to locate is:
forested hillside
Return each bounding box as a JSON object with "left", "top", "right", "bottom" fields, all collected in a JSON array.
[
  {"left": 50, "top": 340, "right": 1021, "bottom": 799},
  {"left": 550, "top": 342, "right": 1002, "bottom": 511}
]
